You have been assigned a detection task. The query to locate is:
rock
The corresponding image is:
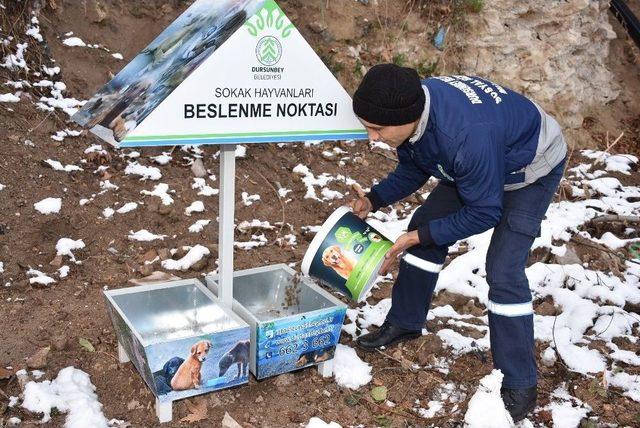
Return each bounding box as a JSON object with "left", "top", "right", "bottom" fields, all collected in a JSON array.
[
  {"left": 255, "top": 395, "right": 264, "bottom": 403},
  {"left": 274, "top": 373, "right": 295, "bottom": 388},
  {"left": 16, "top": 369, "right": 30, "bottom": 389},
  {"left": 461, "top": 299, "right": 484, "bottom": 317},
  {"left": 127, "top": 399, "right": 143, "bottom": 410},
  {"left": 555, "top": 244, "right": 582, "bottom": 265},
  {"left": 175, "top": 247, "right": 189, "bottom": 259},
  {"left": 459, "top": 0, "right": 619, "bottom": 129},
  {"left": 26, "top": 346, "right": 50, "bottom": 369},
  {"left": 138, "top": 264, "right": 155, "bottom": 276},
  {"left": 158, "top": 204, "right": 173, "bottom": 215},
  {"left": 535, "top": 301, "right": 558, "bottom": 316},
  {"left": 0, "top": 367, "right": 13, "bottom": 380},
  {"left": 51, "top": 334, "right": 68, "bottom": 351},
  {"left": 191, "top": 158, "right": 207, "bottom": 178},
  {"left": 146, "top": 199, "right": 160, "bottom": 213},
  {"left": 128, "top": 271, "right": 182, "bottom": 286},
  {"left": 416, "top": 334, "right": 443, "bottom": 366},
  {"left": 190, "top": 253, "right": 210, "bottom": 271},
  {"left": 222, "top": 412, "right": 243, "bottom": 428},
  {"left": 49, "top": 254, "right": 63, "bottom": 267},
  {"left": 157, "top": 248, "right": 171, "bottom": 261},
  {"left": 308, "top": 21, "right": 327, "bottom": 33},
  {"left": 137, "top": 249, "right": 158, "bottom": 264},
  {"left": 432, "top": 291, "right": 468, "bottom": 312},
  {"left": 87, "top": 1, "right": 108, "bottom": 23}
]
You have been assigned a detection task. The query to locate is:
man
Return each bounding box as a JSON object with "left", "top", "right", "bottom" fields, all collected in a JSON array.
[{"left": 350, "top": 64, "right": 566, "bottom": 422}]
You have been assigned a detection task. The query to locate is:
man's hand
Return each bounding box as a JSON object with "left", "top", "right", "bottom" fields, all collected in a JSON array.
[
  {"left": 379, "top": 230, "right": 420, "bottom": 275},
  {"left": 349, "top": 184, "right": 373, "bottom": 219}
]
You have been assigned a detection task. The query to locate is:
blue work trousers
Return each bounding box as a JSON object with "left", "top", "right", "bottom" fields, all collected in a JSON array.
[{"left": 387, "top": 160, "right": 565, "bottom": 389}]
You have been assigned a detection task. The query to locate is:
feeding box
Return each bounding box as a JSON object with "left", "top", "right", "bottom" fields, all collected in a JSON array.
[
  {"left": 205, "top": 264, "right": 346, "bottom": 379},
  {"left": 103, "top": 279, "right": 250, "bottom": 405}
]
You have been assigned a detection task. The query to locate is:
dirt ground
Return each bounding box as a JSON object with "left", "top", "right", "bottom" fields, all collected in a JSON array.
[{"left": 1, "top": 1, "right": 640, "bottom": 427}]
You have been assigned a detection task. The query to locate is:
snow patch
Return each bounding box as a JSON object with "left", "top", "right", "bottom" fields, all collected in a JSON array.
[
  {"left": 21, "top": 366, "right": 109, "bottom": 427},
  {"left": 34, "top": 197, "right": 61, "bottom": 214},
  {"left": 27, "top": 268, "right": 56, "bottom": 286},
  {"left": 44, "top": 159, "right": 82, "bottom": 172},
  {"left": 0, "top": 93, "right": 20, "bottom": 102},
  {"left": 128, "top": 230, "right": 166, "bottom": 242},
  {"left": 124, "top": 162, "right": 161, "bottom": 181},
  {"left": 189, "top": 219, "right": 211, "bottom": 233},
  {"left": 464, "top": 370, "right": 513, "bottom": 427},
  {"left": 141, "top": 183, "right": 174, "bottom": 205},
  {"left": 241, "top": 192, "right": 260, "bottom": 206},
  {"left": 116, "top": 202, "right": 138, "bottom": 214},
  {"left": 331, "top": 344, "right": 372, "bottom": 389},
  {"left": 185, "top": 201, "right": 205, "bottom": 216},
  {"left": 62, "top": 37, "right": 86, "bottom": 47},
  {"left": 161, "top": 245, "right": 210, "bottom": 271},
  {"left": 56, "top": 238, "right": 85, "bottom": 262}
]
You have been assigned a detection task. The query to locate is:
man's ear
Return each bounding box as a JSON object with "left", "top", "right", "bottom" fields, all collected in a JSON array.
[{"left": 190, "top": 344, "right": 197, "bottom": 355}]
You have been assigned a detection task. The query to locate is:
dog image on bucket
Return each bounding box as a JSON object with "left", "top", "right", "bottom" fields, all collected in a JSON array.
[
  {"left": 302, "top": 206, "right": 394, "bottom": 302},
  {"left": 321, "top": 245, "right": 357, "bottom": 280}
]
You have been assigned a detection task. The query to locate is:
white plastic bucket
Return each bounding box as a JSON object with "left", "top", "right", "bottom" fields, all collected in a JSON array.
[{"left": 301, "top": 206, "right": 393, "bottom": 302}]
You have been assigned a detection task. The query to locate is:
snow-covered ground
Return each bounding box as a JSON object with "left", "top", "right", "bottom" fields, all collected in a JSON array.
[{"left": 337, "top": 154, "right": 640, "bottom": 426}]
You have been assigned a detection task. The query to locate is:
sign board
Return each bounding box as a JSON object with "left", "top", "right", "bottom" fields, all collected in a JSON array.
[{"left": 72, "top": 0, "right": 367, "bottom": 147}]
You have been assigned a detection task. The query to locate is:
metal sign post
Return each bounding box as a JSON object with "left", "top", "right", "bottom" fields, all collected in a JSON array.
[{"left": 218, "top": 144, "right": 236, "bottom": 307}]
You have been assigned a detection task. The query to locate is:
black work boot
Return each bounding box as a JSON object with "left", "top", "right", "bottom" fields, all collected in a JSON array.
[
  {"left": 356, "top": 321, "right": 421, "bottom": 352},
  {"left": 501, "top": 386, "right": 537, "bottom": 422}
]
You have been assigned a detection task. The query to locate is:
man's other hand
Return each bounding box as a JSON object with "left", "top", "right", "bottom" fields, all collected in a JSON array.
[
  {"left": 380, "top": 230, "right": 420, "bottom": 275},
  {"left": 349, "top": 184, "right": 373, "bottom": 219}
]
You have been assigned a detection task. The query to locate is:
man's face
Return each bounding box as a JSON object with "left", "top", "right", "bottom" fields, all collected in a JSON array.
[{"left": 359, "top": 118, "right": 419, "bottom": 148}]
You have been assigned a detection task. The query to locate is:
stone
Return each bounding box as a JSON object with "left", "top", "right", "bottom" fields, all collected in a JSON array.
[
  {"left": 191, "top": 158, "right": 207, "bottom": 178},
  {"left": 308, "top": 21, "right": 327, "bottom": 34},
  {"left": 88, "top": 1, "right": 108, "bottom": 23},
  {"left": 461, "top": 299, "right": 484, "bottom": 317},
  {"left": 158, "top": 204, "right": 173, "bottom": 215},
  {"left": 222, "top": 412, "right": 243, "bottom": 428},
  {"left": 274, "top": 373, "right": 295, "bottom": 388},
  {"left": 138, "top": 264, "right": 155, "bottom": 277},
  {"left": 128, "top": 271, "right": 182, "bottom": 286},
  {"left": 190, "top": 255, "right": 209, "bottom": 272},
  {"left": 51, "top": 334, "right": 68, "bottom": 351},
  {"left": 555, "top": 244, "right": 582, "bottom": 265},
  {"left": 157, "top": 248, "right": 171, "bottom": 261},
  {"left": 535, "top": 301, "right": 558, "bottom": 316},
  {"left": 460, "top": 0, "right": 619, "bottom": 129},
  {"left": 416, "top": 334, "right": 443, "bottom": 366},
  {"left": 49, "top": 254, "right": 63, "bottom": 267},
  {"left": 137, "top": 249, "right": 158, "bottom": 264},
  {"left": 26, "top": 346, "right": 50, "bottom": 369}
]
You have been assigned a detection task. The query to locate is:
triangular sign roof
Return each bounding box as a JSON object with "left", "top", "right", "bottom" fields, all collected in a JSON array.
[{"left": 72, "top": 0, "right": 367, "bottom": 147}]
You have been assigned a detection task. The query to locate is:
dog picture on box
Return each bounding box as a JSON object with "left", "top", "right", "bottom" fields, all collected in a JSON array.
[{"left": 149, "top": 330, "right": 250, "bottom": 400}]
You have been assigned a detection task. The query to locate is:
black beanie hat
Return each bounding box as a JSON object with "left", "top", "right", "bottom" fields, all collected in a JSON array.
[{"left": 353, "top": 64, "right": 425, "bottom": 126}]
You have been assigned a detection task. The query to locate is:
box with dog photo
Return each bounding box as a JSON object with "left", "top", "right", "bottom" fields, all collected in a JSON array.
[
  {"left": 205, "top": 264, "right": 347, "bottom": 379},
  {"left": 104, "top": 279, "right": 250, "bottom": 402}
]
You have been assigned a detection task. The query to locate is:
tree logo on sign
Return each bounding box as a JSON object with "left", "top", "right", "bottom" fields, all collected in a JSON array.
[{"left": 256, "top": 36, "right": 282, "bottom": 66}]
